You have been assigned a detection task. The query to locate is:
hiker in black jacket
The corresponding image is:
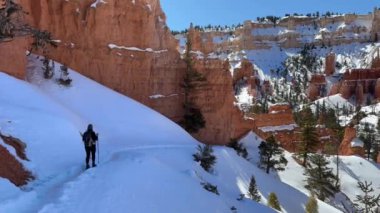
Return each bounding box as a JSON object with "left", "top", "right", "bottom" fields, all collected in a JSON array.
[{"left": 82, "top": 124, "right": 98, "bottom": 169}]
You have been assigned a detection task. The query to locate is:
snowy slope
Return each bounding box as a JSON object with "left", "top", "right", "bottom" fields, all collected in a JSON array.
[
  {"left": 241, "top": 132, "right": 380, "bottom": 212},
  {"left": 241, "top": 132, "right": 342, "bottom": 213},
  {"left": 0, "top": 56, "right": 275, "bottom": 213}
]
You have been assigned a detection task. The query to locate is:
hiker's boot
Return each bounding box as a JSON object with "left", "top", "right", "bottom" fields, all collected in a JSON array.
[
  {"left": 92, "top": 162, "right": 97, "bottom": 167},
  {"left": 86, "top": 164, "right": 90, "bottom": 169}
]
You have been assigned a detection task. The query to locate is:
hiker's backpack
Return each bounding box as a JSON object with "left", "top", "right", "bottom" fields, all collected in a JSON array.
[{"left": 84, "top": 131, "right": 96, "bottom": 147}]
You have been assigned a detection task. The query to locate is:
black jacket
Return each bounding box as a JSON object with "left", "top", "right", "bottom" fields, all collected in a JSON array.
[{"left": 83, "top": 130, "right": 98, "bottom": 147}]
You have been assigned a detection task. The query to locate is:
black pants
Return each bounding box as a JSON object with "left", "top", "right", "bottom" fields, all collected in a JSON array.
[{"left": 85, "top": 145, "right": 96, "bottom": 166}]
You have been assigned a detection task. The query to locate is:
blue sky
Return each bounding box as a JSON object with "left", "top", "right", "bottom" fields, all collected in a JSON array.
[{"left": 160, "top": 0, "right": 380, "bottom": 30}]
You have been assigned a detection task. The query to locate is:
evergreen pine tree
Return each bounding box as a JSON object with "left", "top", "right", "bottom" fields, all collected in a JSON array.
[
  {"left": 304, "top": 154, "right": 339, "bottom": 201},
  {"left": 201, "top": 182, "right": 219, "bottom": 195},
  {"left": 359, "top": 122, "right": 376, "bottom": 160},
  {"left": 247, "top": 175, "right": 261, "bottom": 202},
  {"left": 258, "top": 135, "right": 288, "bottom": 174},
  {"left": 227, "top": 139, "right": 248, "bottom": 159},
  {"left": 58, "top": 64, "right": 72, "bottom": 86},
  {"left": 0, "top": 1, "right": 57, "bottom": 52},
  {"left": 305, "top": 194, "right": 319, "bottom": 213},
  {"left": 193, "top": 145, "right": 216, "bottom": 173},
  {"left": 325, "top": 108, "right": 340, "bottom": 129},
  {"left": 179, "top": 26, "right": 206, "bottom": 133},
  {"left": 42, "top": 57, "right": 54, "bottom": 79},
  {"left": 267, "top": 192, "right": 282, "bottom": 211},
  {"left": 299, "top": 123, "right": 319, "bottom": 167},
  {"left": 354, "top": 181, "right": 380, "bottom": 213}
]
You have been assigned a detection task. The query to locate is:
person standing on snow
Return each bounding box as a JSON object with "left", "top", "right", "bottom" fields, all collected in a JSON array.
[{"left": 82, "top": 124, "right": 98, "bottom": 169}]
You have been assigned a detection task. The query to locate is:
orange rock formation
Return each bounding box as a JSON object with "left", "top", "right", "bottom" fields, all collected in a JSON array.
[
  {"left": 339, "top": 127, "right": 365, "bottom": 156},
  {"left": 325, "top": 53, "right": 336, "bottom": 76},
  {"left": 0, "top": 134, "right": 33, "bottom": 186},
  {"left": 190, "top": 59, "right": 253, "bottom": 144}
]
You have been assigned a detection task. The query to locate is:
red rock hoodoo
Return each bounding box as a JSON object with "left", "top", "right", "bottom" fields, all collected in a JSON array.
[
  {"left": 307, "top": 75, "right": 326, "bottom": 101},
  {"left": 325, "top": 53, "right": 336, "bottom": 76},
  {"left": 190, "top": 59, "right": 252, "bottom": 144},
  {"left": 327, "top": 68, "right": 380, "bottom": 104},
  {"left": 339, "top": 127, "right": 365, "bottom": 156}
]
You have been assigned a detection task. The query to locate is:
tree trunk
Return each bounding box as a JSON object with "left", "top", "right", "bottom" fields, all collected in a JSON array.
[{"left": 266, "top": 156, "right": 271, "bottom": 174}]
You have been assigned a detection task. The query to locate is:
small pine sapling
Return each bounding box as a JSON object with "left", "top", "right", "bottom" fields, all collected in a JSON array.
[
  {"left": 58, "top": 64, "right": 72, "bottom": 86},
  {"left": 247, "top": 175, "right": 261, "bottom": 202},
  {"left": 201, "top": 182, "right": 219, "bottom": 195},
  {"left": 42, "top": 57, "right": 54, "bottom": 79},
  {"left": 267, "top": 192, "right": 282, "bottom": 211},
  {"left": 228, "top": 139, "right": 248, "bottom": 159},
  {"left": 193, "top": 145, "right": 216, "bottom": 173},
  {"left": 354, "top": 181, "right": 380, "bottom": 213},
  {"left": 305, "top": 194, "right": 318, "bottom": 213}
]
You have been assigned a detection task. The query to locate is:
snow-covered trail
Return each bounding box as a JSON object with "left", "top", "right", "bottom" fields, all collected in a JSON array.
[
  {"left": 36, "top": 146, "right": 201, "bottom": 213},
  {"left": 0, "top": 165, "right": 84, "bottom": 213},
  {"left": 0, "top": 143, "right": 200, "bottom": 212}
]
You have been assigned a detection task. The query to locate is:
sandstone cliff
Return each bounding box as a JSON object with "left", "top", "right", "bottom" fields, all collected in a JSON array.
[
  {"left": 0, "top": 38, "right": 29, "bottom": 79},
  {"left": 190, "top": 59, "right": 252, "bottom": 144},
  {"left": 0, "top": 0, "right": 249, "bottom": 145},
  {"left": 18, "top": 0, "right": 186, "bottom": 121}
]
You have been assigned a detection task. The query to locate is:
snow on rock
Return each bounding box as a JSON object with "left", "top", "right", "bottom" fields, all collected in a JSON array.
[
  {"left": 146, "top": 4, "right": 152, "bottom": 12},
  {"left": 359, "top": 114, "right": 378, "bottom": 129},
  {"left": 235, "top": 86, "right": 253, "bottom": 107},
  {"left": 251, "top": 27, "right": 288, "bottom": 36},
  {"left": 149, "top": 94, "right": 165, "bottom": 99},
  {"left": 258, "top": 124, "right": 297, "bottom": 132},
  {"left": 351, "top": 138, "right": 364, "bottom": 148},
  {"left": 149, "top": 94, "right": 178, "bottom": 99},
  {"left": 91, "top": 0, "right": 107, "bottom": 8},
  {"left": 314, "top": 94, "right": 354, "bottom": 109},
  {"left": 108, "top": 44, "right": 168, "bottom": 54},
  {"left": 361, "top": 103, "right": 380, "bottom": 115},
  {"left": 246, "top": 45, "right": 298, "bottom": 76}
]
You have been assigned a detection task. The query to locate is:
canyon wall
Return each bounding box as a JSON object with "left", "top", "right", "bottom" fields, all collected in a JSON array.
[
  {"left": 0, "top": 0, "right": 250, "bottom": 145},
  {"left": 186, "top": 9, "right": 380, "bottom": 52},
  {"left": 18, "top": 0, "right": 186, "bottom": 121},
  {"left": 190, "top": 59, "right": 252, "bottom": 144}
]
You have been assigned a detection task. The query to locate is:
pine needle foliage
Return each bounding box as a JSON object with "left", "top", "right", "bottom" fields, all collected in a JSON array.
[{"left": 193, "top": 145, "right": 216, "bottom": 173}]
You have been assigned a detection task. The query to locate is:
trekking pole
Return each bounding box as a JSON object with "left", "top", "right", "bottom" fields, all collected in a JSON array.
[{"left": 97, "top": 140, "right": 100, "bottom": 165}]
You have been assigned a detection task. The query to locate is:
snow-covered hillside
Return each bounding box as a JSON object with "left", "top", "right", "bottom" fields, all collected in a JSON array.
[
  {"left": 241, "top": 132, "right": 380, "bottom": 213},
  {"left": 0, "top": 56, "right": 278, "bottom": 213}
]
